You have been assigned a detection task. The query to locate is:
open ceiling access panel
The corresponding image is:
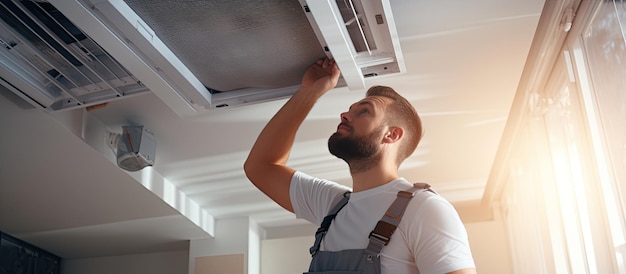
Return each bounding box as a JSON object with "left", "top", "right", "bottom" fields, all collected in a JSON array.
[{"left": 0, "top": 0, "right": 405, "bottom": 116}]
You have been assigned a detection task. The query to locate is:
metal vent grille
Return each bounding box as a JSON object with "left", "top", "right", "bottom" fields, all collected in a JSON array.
[
  {"left": 0, "top": 0, "right": 148, "bottom": 111},
  {"left": 123, "top": 0, "right": 326, "bottom": 93}
]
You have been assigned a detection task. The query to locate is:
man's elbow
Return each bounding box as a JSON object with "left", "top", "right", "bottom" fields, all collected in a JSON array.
[
  {"left": 243, "top": 157, "right": 258, "bottom": 182},
  {"left": 243, "top": 157, "right": 270, "bottom": 189}
]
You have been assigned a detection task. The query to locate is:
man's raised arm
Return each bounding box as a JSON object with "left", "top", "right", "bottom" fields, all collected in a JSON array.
[{"left": 244, "top": 58, "right": 340, "bottom": 213}]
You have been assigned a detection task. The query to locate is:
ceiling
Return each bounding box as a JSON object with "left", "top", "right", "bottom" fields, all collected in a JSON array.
[{"left": 0, "top": 0, "right": 545, "bottom": 259}]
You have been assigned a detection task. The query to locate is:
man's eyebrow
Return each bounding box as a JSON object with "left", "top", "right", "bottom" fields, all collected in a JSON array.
[{"left": 349, "top": 101, "right": 374, "bottom": 109}]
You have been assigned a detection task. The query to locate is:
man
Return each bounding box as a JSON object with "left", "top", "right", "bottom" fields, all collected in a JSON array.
[{"left": 244, "top": 58, "right": 476, "bottom": 274}]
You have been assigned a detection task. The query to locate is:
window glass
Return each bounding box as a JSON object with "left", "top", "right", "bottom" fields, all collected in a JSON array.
[{"left": 582, "top": 0, "right": 626, "bottom": 271}]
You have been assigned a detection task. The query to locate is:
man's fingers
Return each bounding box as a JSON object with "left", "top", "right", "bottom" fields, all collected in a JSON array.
[
  {"left": 315, "top": 58, "right": 336, "bottom": 69},
  {"left": 323, "top": 58, "right": 333, "bottom": 69}
]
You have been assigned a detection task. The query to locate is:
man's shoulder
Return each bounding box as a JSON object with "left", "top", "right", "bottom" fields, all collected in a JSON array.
[{"left": 292, "top": 170, "right": 351, "bottom": 192}]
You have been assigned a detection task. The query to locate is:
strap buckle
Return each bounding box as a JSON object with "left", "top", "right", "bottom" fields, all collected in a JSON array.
[
  {"left": 368, "top": 220, "right": 395, "bottom": 246},
  {"left": 368, "top": 231, "right": 389, "bottom": 245}
]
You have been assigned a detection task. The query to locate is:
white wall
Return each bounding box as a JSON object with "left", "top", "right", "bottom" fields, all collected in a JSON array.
[
  {"left": 465, "top": 220, "right": 513, "bottom": 273},
  {"left": 62, "top": 250, "right": 188, "bottom": 274},
  {"left": 261, "top": 236, "right": 312, "bottom": 274},
  {"left": 189, "top": 217, "right": 262, "bottom": 274},
  {"left": 248, "top": 219, "right": 262, "bottom": 274},
  {"left": 260, "top": 220, "right": 512, "bottom": 274}
]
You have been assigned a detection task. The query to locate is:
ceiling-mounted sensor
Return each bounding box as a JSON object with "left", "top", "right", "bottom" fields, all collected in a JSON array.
[{"left": 106, "top": 125, "right": 156, "bottom": 171}]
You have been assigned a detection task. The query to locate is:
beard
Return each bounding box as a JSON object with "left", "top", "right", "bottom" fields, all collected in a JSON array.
[{"left": 328, "top": 126, "right": 383, "bottom": 169}]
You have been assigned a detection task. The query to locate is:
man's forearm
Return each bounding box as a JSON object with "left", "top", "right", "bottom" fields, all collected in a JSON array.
[
  {"left": 248, "top": 88, "right": 324, "bottom": 165},
  {"left": 243, "top": 87, "right": 327, "bottom": 211},
  {"left": 244, "top": 58, "right": 340, "bottom": 212},
  {"left": 246, "top": 58, "right": 339, "bottom": 169}
]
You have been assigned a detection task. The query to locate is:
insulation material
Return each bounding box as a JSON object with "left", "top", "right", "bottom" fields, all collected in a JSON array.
[{"left": 124, "top": 0, "right": 326, "bottom": 92}]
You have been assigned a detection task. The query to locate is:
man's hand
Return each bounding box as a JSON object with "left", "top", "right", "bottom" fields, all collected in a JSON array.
[{"left": 301, "top": 58, "right": 341, "bottom": 94}]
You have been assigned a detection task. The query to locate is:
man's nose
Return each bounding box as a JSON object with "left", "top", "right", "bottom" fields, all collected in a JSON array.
[{"left": 340, "top": 111, "right": 350, "bottom": 122}]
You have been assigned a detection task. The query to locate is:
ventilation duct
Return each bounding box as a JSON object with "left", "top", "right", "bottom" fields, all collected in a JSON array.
[{"left": 0, "top": 0, "right": 405, "bottom": 117}]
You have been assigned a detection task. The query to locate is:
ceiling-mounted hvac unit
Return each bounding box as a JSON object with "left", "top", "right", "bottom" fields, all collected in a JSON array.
[{"left": 0, "top": 0, "right": 405, "bottom": 117}]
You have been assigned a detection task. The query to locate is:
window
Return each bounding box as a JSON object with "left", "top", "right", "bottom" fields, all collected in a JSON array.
[
  {"left": 497, "top": 1, "right": 626, "bottom": 273},
  {"left": 579, "top": 0, "right": 626, "bottom": 271}
]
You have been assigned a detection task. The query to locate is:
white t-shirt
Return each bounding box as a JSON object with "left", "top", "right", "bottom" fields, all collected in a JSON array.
[{"left": 290, "top": 171, "right": 475, "bottom": 274}]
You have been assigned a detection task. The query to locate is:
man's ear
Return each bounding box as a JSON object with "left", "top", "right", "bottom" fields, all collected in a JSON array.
[{"left": 383, "top": 126, "right": 403, "bottom": 144}]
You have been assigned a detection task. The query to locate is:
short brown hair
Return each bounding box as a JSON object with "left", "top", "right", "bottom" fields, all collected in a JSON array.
[{"left": 366, "top": 85, "right": 423, "bottom": 164}]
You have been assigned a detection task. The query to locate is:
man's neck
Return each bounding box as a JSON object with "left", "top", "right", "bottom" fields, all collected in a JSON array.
[{"left": 350, "top": 165, "right": 399, "bottom": 192}]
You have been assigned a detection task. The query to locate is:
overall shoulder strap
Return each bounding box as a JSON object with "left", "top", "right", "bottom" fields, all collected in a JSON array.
[
  {"left": 367, "top": 183, "right": 436, "bottom": 254},
  {"left": 309, "top": 191, "right": 351, "bottom": 256}
]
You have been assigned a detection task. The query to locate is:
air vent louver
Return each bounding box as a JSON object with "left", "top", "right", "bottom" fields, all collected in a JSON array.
[{"left": 0, "top": 0, "right": 148, "bottom": 111}]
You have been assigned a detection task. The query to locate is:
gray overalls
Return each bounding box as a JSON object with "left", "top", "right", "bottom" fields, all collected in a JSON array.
[{"left": 304, "top": 183, "right": 434, "bottom": 274}]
